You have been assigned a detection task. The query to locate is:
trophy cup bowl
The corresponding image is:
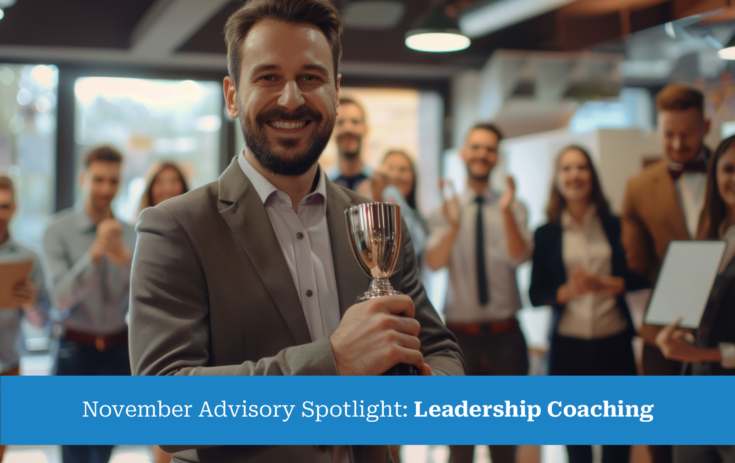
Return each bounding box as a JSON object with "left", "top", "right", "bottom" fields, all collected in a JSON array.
[{"left": 344, "top": 202, "right": 418, "bottom": 375}]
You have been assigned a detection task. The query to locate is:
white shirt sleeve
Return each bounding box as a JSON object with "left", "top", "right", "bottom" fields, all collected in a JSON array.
[{"left": 719, "top": 342, "right": 735, "bottom": 369}]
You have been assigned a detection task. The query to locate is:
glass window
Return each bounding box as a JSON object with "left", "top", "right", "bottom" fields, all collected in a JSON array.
[
  {"left": 74, "top": 77, "right": 223, "bottom": 223},
  {"left": 0, "top": 64, "right": 58, "bottom": 248}
]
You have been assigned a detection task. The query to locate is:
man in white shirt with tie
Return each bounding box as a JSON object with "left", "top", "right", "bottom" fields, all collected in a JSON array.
[{"left": 425, "top": 122, "right": 532, "bottom": 463}]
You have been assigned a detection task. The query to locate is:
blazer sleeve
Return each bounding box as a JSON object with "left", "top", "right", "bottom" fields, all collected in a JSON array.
[
  {"left": 399, "top": 220, "right": 465, "bottom": 376},
  {"left": 529, "top": 225, "right": 559, "bottom": 307},
  {"left": 130, "top": 206, "right": 338, "bottom": 377}
]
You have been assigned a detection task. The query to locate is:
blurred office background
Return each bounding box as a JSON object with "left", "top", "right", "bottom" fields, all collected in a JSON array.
[{"left": 1, "top": 0, "right": 735, "bottom": 462}]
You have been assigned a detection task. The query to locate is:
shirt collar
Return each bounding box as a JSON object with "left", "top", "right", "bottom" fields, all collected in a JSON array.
[
  {"left": 237, "top": 150, "right": 327, "bottom": 208},
  {"left": 74, "top": 203, "right": 100, "bottom": 233},
  {"left": 561, "top": 204, "right": 597, "bottom": 231},
  {"left": 669, "top": 146, "right": 707, "bottom": 171},
  {"left": 463, "top": 185, "right": 494, "bottom": 205}
]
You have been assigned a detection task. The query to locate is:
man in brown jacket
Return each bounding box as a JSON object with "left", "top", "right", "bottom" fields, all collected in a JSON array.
[
  {"left": 621, "top": 83, "right": 710, "bottom": 463},
  {"left": 128, "top": 1, "right": 464, "bottom": 462}
]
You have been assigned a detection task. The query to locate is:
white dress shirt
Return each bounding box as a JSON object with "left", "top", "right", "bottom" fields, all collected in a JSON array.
[
  {"left": 675, "top": 172, "right": 706, "bottom": 238},
  {"left": 237, "top": 153, "right": 341, "bottom": 342},
  {"left": 556, "top": 207, "right": 628, "bottom": 340},
  {"left": 427, "top": 187, "right": 532, "bottom": 323}
]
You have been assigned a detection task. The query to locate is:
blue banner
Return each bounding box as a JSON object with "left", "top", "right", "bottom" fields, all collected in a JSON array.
[{"left": 1, "top": 376, "right": 733, "bottom": 445}]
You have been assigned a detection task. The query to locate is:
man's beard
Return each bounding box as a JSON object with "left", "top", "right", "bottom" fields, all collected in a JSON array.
[{"left": 240, "top": 103, "right": 334, "bottom": 176}]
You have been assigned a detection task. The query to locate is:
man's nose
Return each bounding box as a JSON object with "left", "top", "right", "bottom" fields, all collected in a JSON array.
[
  {"left": 278, "top": 81, "right": 305, "bottom": 112},
  {"left": 672, "top": 135, "right": 683, "bottom": 151}
]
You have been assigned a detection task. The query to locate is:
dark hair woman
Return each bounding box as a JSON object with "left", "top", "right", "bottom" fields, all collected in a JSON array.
[
  {"left": 135, "top": 162, "right": 189, "bottom": 220},
  {"left": 369, "top": 149, "right": 428, "bottom": 258},
  {"left": 530, "top": 146, "right": 649, "bottom": 463},
  {"left": 657, "top": 135, "right": 735, "bottom": 463}
]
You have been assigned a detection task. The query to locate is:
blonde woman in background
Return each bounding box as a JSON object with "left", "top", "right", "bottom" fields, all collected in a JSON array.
[{"left": 134, "top": 162, "right": 188, "bottom": 463}]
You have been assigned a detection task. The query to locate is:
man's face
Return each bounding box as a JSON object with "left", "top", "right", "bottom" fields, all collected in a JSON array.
[
  {"left": 0, "top": 189, "right": 15, "bottom": 237},
  {"left": 334, "top": 102, "right": 367, "bottom": 159},
  {"left": 461, "top": 128, "right": 499, "bottom": 180},
  {"left": 658, "top": 107, "right": 709, "bottom": 164},
  {"left": 224, "top": 19, "right": 340, "bottom": 176},
  {"left": 80, "top": 161, "right": 121, "bottom": 213}
]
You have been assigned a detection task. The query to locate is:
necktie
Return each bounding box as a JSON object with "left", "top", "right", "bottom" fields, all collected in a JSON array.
[
  {"left": 475, "top": 196, "right": 489, "bottom": 306},
  {"left": 669, "top": 160, "right": 707, "bottom": 181}
]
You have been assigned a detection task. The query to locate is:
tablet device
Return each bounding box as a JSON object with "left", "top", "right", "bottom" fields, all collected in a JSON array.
[
  {"left": 0, "top": 260, "right": 33, "bottom": 310},
  {"left": 644, "top": 241, "right": 727, "bottom": 329}
]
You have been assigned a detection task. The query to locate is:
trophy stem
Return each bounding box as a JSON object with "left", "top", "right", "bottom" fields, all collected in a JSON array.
[{"left": 356, "top": 278, "right": 402, "bottom": 302}]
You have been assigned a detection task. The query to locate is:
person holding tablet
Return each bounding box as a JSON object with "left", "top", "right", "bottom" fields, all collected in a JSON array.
[
  {"left": 530, "top": 146, "right": 648, "bottom": 463},
  {"left": 657, "top": 135, "right": 735, "bottom": 463}
]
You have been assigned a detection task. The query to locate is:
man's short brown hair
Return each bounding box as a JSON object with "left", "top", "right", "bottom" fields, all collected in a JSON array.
[
  {"left": 468, "top": 122, "right": 504, "bottom": 143},
  {"left": 224, "top": 0, "right": 343, "bottom": 88},
  {"left": 83, "top": 145, "right": 123, "bottom": 169},
  {"left": 0, "top": 175, "right": 15, "bottom": 201},
  {"left": 656, "top": 83, "right": 704, "bottom": 116}
]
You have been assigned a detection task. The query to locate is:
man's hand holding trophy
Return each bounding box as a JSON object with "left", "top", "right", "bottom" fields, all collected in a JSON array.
[{"left": 328, "top": 202, "right": 428, "bottom": 376}]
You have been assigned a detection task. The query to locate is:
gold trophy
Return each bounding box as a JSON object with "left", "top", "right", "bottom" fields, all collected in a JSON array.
[{"left": 344, "top": 202, "right": 418, "bottom": 375}]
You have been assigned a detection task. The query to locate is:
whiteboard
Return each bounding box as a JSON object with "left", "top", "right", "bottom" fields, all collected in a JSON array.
[{"left": 644, "top": 241, "right": 727, "bottom": 329}]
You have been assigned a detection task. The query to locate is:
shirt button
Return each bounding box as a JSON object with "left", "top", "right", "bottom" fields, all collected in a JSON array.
[
  {"left": 306, "top": 290, "right": 313, "bottom": 297},
  {"left": 296, "top": 232, "right": 304, "bottom": 240}
]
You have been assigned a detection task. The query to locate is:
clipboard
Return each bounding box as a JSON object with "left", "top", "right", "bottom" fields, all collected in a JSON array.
[
  {"left": 643, "top": 241, "right": 727, "bottom": 329},
  {"left": 0, "top": 260, "right": 33, "bottom": 310}
]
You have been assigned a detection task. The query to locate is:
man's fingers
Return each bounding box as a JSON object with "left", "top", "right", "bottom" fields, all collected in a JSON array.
[
  {"left": 390, "top": 331, "right": 421, "bottom": 351},
  {"left": 419, "top": 363, "right": 432, "bottom": 376},
  {"left": 373, "top": 295, "right": 415, "bottom": 319},
  {"left": 394, "top": 346, "right": 424, "bottom": 369},
  {"left": 378, "top": 314, "right": 421, "bottom": 337}
]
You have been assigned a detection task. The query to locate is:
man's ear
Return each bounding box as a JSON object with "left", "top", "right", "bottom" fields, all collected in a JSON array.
[
  {"left": 223, "top": 76, "right": 239, "bottom": 120},
  {"left": 335, "top": 73, "right": 341, "bottom": 115}
]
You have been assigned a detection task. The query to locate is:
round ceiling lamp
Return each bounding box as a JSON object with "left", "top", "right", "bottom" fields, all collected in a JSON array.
[
  {"left": 718, "top": 34, "right": 735, "bottom": 60},
  {"left": 405, "top": 4, "right": 470, "bottom": 53}
]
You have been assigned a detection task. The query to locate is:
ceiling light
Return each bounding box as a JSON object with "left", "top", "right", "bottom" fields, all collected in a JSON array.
[
  {"left": 459, "top": 0, "right": 576, "bottom": 38},
  {"left": 405, "top": 4, "right": 470, "bottom": 53},
  {"left": 718, "top": 34, "right": 735, "bottom": 60},
  {"left": 0, "top": 9, "right": 4, "bottom": 20}
]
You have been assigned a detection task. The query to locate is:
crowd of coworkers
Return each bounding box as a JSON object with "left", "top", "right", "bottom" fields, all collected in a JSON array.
[{"left": 0, "top": 1, "right": 733, "bottom": 463}]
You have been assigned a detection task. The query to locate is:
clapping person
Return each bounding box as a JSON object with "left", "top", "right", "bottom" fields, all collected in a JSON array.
[
  {"left": 529, "top": 146, "right": 648, "bottom": 463},
  {"left": 657, "top": 135, "right": 735, "bottom": 463},
  {"left": 43, "top": 146, "right": 136, "bottom": 463},
  {"left": 0, "top": 175, "right": 51, "bottom": 463}
]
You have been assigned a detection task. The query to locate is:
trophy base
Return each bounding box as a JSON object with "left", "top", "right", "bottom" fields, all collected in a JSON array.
[
  {"left": 356, "top": 278, "right": 402, "bottom": 302},
  {"left": 382, "top": 364, "right": 419, "bottom": 376}
]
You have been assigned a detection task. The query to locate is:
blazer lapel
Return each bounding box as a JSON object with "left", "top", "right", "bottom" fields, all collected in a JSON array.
[
  {"left": 651, "top": 162, "right": 690, "bottom": 239},
  {"left": 325, "top": 181, "right": 371, "bottom": 317},
  {"left": 217, "top": 158, "right": 312, "bottom": 346}
]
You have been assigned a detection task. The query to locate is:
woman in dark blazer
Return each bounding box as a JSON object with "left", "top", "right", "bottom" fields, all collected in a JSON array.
[
  {"left": 657, "top": 135, "right": 735, "bottom": 463},
  {"left": 530, "top": 146, "right": 648, "bottom": 463}
]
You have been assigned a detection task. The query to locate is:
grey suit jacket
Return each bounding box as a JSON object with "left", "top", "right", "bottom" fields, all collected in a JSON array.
[{"left": 129, "top": 158, "right": 465, "bottom": 463}]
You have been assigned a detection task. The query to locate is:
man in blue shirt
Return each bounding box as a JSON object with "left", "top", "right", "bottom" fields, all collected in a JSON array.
[
  {"left": 327, "top": 97, "right": 374, "bottom": 191},
  {"left": 0, "top": 175, "right": 51, "bottom": 462}
]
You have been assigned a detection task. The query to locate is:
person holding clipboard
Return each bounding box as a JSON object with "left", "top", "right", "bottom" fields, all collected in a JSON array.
[
  {"left": 0, "top": 175, "right": 51, "bottom": 462},
  {"left": 656, "top": 135, "right": 735, "bottom": 463}
]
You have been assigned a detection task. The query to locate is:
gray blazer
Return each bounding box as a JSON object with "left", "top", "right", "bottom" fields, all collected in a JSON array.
[{"left": 129, "top": 158, "right": 465, "bottom": 463}]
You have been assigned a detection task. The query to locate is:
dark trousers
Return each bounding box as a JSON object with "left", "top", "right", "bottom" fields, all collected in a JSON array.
[
  {"left": 642, "top": 343, "right": 682, "bottom": 463},
  {"left": 449, "top": 326, "right": 528, "bottom": 463},
  {"left": 549, "top": 331, "right": 636, "bottom": 463},
  {"left": 55, "top": 337, "right": 131, "bottom": 463}
]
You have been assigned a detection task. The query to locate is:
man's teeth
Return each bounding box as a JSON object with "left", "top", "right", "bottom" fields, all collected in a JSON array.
[{"left": 270, "top": 121, "right": 306, "bottom": 129}]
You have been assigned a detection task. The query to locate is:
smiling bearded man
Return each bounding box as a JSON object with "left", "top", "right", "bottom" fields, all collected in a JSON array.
[{"left": 127, "top": 1, "right": 464, "bottom": 463}]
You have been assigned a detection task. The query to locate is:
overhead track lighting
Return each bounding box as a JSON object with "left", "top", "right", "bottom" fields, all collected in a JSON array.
[
  {"left": 459, "top": 0, "right": 576, "bottom": 39},
  {"left": 405, "top": 4, "right": 470, "bottom": 53}
]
